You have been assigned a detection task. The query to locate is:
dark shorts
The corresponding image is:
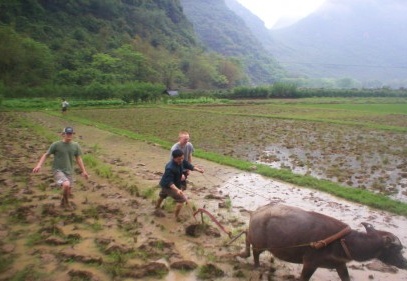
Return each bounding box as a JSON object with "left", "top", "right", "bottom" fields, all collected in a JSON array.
[
  {"left": 62, "top": 107, "right": 67, "bottom": 112},
  {"left": 159, "top": 187, "right": 186, "bottom": 203},
  {"left": 180, "top": 180, "right": 187, "bottom": 191},
  {"left": 181, "top": 171, "right": 188, "bottom": 190}
]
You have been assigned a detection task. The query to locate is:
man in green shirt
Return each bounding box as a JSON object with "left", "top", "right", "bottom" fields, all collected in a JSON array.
[{"left": 33, "top": 127, "right": 88, "bottom": 209}]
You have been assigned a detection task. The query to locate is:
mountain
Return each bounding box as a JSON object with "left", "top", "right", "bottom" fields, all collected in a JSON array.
[
  {"left": 179, "top": 0, "right": 285, "bottom": 85},
  {"left": 228, "top": 0, "right": 407, "bottom": 88},
  {"left": 0, "top": 0, "right": 287, "bottom": 96}
]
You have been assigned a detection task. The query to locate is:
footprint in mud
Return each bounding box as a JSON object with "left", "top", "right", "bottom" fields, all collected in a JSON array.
[
  {"left": 185, "top": 223, "right": 221, "bottom": 238},
  {"left": 153, "top": 209, "right": 166, "bottom": 217}
]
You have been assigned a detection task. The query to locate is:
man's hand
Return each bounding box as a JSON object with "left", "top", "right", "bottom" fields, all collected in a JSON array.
[
  {"left": 195, "top": 166, "right": 204, "bottom": 173},
  {"left": 32, "top": 166, "right": 41, "bottom": 173},
  {"left": 82, "top": 171, "right": 89, "bottom": 180}
]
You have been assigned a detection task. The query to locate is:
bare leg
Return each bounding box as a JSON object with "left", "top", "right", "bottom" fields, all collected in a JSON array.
[
  {"left": 61, "top": 181, "right": 70, "bottom": 207},
  {"left": 155, "top": 197, "right": 164, "bottom": 209},
  {"left": 174, "top": 202, "right": 183, "bottom": 220}
]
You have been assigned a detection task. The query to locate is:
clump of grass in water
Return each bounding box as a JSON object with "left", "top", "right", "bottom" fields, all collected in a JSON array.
[
  {"left": 140, "top": 187, "right": 156, "bottom": 199},
  {"left": 37, "top": 182, "right": 47, "bottom": 192},
  {"left": 8, "top": 265, "right": 44, "bottom": 281},
  {"left": 89, "top": 221, "right": 103, "bottom": 232},
  {"left": 25, "top": 233, "right": 43, "bottom": 246},
  {"left": 224, "top": 196, "right": 232, "bottom": 210},
  {"left": 0, "top": 256, "right": 14, "bottom": 274},
  {"left": 95, "top": 165, "right": 113, "bottom": 178},
  {"left": 82, "top": 205, "right": 100, "bottom": 220},
  {"left": 197, "top": 264, "right": 224, "bottom": 279},
  {"left": 126, "top": 184, "right": 139, "bottom": 196},
  {"left": 82, "top": 154, "right": 113, "bottom": 178}
]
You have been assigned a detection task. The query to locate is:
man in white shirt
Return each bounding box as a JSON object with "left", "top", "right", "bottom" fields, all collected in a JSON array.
[{"left": 170, "top": 131, "right": 195, "bottom": 190}]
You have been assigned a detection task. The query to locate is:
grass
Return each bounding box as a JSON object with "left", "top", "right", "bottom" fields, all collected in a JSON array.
[
  {"left": 0, "top": 256, "right": 13, "bottom": 273},
  {"left": 82, "top": 154, "right": 113, "bottom": 179},
  {"left": 8, "top": 266, "right": 44, "bottom": 281},
  {"left": 25, "top": 233, "right": 43, "bottom": 246},
  {"left": 224, "top": 197, "right": 232, "bottom": 210},
  {"left": 294, "top": 103, "right": 407, "bottom": 114},
  {"left": 0, "top": 98, "right": 126, "bottom": 110},
  {"left": 89, "top": 221, "right": 103, "bottom": 232},
  {"left": 197, "top": 264, "right": 224, "bottom": 279},
  {"left": 140, "top": 187, "right": 156, "bottom": 199}
]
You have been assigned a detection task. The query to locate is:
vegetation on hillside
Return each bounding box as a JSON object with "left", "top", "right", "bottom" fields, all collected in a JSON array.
[
  {"left": 180, "top": 0, "right": 285, "bottom": 85},
  {"left": 0, "top": 0, "right": 247, "bottom": 99}
]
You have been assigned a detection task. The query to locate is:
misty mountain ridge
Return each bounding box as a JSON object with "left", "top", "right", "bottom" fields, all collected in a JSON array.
[
  {"left": 227, "top": 0, "right": 407, "bottom": 88},
  {"left": 180, "top": 0, "right": 285, "bottom": 85}
]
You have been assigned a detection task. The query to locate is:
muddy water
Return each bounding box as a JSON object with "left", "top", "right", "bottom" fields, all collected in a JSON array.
[
  {"left": 258, "top": 145, "right": 407, "bottom": 203},
  {"left": 220, "top": 172, "right": 407, "bottom": 281}
]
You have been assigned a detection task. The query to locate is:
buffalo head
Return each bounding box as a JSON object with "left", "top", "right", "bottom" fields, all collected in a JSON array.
[{"left": 362, "top": 222, "right": 407, "bottom": 269}]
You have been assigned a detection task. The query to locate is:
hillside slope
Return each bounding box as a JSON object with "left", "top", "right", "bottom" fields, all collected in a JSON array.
[{"left": 180, "top": 0, "right": 285, "bottom": 85}]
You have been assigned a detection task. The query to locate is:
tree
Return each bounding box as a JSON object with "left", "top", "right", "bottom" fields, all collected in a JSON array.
[{"left": 0, "top": 26, "right": 54, "bottom": 87}]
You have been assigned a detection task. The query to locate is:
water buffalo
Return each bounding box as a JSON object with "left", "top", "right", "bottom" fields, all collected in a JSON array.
[{"left": 239, "top": 203, "right": 407, "bottom": 281}]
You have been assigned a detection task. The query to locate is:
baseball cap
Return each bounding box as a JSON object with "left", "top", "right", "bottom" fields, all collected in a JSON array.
[{"left": 62, "top": 127, "right": 75, "bottom": 134}]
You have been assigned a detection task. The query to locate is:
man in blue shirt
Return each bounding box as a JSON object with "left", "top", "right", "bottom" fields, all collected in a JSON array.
[{"left": 156, "top": 149, "right": 204, "bottom": 221}]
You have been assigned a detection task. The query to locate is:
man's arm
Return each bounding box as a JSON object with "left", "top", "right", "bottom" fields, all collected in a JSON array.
[
  {"left": 32, "top": 153, "right": 49, "bottom": 173},
  {"left": 188, "top": 143, "right": 194, "bottom": 163},
  {"left": 183, "top": 160, "right": 204, "bottom": 174},
  {"left": 76, "top": 156, "right": 89, "bottom": 179}
]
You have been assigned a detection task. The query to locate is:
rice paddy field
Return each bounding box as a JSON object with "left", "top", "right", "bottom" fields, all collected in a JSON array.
[{"left": 68, "top": 98, "right": 407, "bottom": 203}]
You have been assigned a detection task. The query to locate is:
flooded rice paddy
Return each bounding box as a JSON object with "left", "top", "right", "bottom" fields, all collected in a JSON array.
[{"left": 74, "top": 104, "right": 407, "bottom": 202}]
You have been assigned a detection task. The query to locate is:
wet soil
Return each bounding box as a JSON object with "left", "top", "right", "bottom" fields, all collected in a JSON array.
[
  {"left": 0, "top": 111, "right": 406, "bottom": 281},
  {"left": 73, "top": 107, "right": 407, "bottom": 203}
]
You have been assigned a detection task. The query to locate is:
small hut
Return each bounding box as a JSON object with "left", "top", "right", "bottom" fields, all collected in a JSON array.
[{"left": 163, "top": 89, "right": 179, "bottom": 96}]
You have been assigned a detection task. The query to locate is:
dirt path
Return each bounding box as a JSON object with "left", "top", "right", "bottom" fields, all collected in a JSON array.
[{"left": 1, "top": 111, "right": 406, "bottom": 281}]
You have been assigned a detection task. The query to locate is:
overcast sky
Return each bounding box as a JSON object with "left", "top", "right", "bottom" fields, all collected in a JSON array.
[{"left": 236, "top": 0, "right": 326, "bottom": 29}]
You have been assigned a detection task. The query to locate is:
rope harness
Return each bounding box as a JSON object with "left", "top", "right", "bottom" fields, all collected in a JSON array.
[
  {"left": 309, "top": 225, "right": 352, "bottom": 250},
  {"left": 247, "top": 225, "right": 352, "bottom": 250}
]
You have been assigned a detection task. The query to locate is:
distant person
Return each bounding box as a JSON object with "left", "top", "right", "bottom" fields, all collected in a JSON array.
[
  {"left": 32, "top": 127, "right": 88, "bottom": 209},
  {"left": 61, "top": 98, "right": 69, "bottom": 114},
  {"left": 170, "top": 130, "right": 195, "bottom": 190},
  {"left": 156, "top": 149, "right": 204, "bottom": 221}
]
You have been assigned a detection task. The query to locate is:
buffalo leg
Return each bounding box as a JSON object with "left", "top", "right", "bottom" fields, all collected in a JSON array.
[
  {"left": 336, "top": 264, "right": 350, "bottom": 281},
  {"left": 252, "top": 247, "right": 263, "bottom": 267},
  {"left": 300, "top": 265, "right": 317, "bottom": 281},
  {"left": 239, "top": 230, "right": 251, "bottom": 258}
]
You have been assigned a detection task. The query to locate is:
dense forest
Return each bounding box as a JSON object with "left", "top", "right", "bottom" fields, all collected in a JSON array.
[{"left": 0, "top": 0, "right": 253, "bottom": 99}]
